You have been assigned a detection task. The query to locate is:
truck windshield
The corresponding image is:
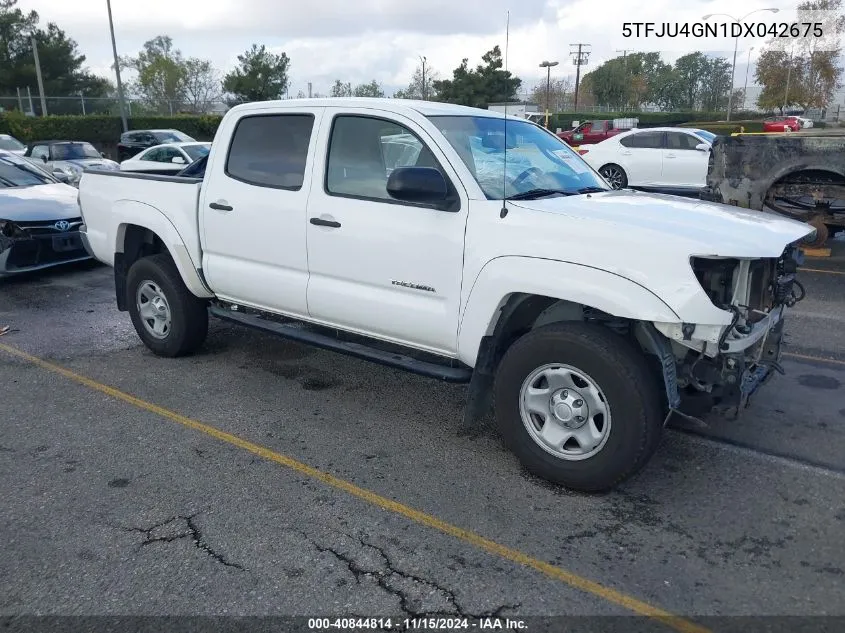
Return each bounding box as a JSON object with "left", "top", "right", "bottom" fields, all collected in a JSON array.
[
  {"left": 0, "top": 154, "right": 55, "bottom": 187},
  {"left": 51, "top": 142, "right": 101, "bottom": 160},
  {"left": 428, "top": 116, "right": 609, "bottom": 200}
]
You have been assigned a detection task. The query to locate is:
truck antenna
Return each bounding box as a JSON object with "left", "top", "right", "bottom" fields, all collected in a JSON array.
[{"left": 500, "top": 10, "right": 510, "bottom": 219}]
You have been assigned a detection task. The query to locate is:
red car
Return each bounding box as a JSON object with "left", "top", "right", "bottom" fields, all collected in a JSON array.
[
  {"left": 557, "top": 120, "right": 632, "bottom": 145},
  {"left": 763, "top": 116, "right": 802, "bottom": 133}
]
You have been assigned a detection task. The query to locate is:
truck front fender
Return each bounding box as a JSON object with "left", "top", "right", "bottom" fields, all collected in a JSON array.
[
  {"left": 456, "top": 256, "right": 681, "bottom": 366},
  {"left": 112, "top": 200, "right": 214, "bottom": 299}
]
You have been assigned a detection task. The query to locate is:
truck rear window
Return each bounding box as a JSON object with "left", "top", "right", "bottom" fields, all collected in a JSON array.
[{"left": 225, "top": 114, "right": 314, "bottom": 190}]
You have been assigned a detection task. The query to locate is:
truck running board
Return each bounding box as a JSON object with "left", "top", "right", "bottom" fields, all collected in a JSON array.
[{"left": 208, "top": 306, "right": 473, "bottom": 383}]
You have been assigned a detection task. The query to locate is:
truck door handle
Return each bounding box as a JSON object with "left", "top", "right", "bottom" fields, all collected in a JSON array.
[
  {"left": 209, "top": 201, "right": 233, "bottom": 211},
  {"left": 310, "top": 217, "right": 341, "bottom": 228}
]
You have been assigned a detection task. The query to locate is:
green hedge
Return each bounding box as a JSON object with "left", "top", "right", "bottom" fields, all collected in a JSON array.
[
  {"left": 548, "top": 110, "right": 765, "bottom": 131},
  {"left": 0, "top": 112, "right": 223, "bottom": 144},
  {"left": 678, "top": 120, "right": 765, "bottom": 134}
]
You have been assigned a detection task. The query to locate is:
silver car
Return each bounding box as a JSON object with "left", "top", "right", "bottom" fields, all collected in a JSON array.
[
  {"left": 0, "top": 150, "right": 92, "bottom": 277},
  {"left": 23, "top": 140, "right": 119, "bottom": 187}
]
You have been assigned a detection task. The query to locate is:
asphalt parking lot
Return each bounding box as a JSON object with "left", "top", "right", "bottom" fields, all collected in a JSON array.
[{"left": 1, "top": 243, "right": 844, "bottom": 632}]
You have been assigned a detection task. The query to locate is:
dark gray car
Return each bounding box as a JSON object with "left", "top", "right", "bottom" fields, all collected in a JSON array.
[{"left": 0, "top": 150, "right": 91, "bottom": 277}]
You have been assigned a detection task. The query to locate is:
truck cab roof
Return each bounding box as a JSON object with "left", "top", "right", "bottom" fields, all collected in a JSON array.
[{"left": 225, "top": 97, "right": 525, "bottom": 120}]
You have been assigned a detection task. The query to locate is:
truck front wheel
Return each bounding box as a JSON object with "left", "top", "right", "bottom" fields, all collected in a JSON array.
[
  {"left": 493, "top": 322, "right": 663, "bottom": 492},
  {"left": 126, "top": 253, "right": 209, "bottom": 357}
]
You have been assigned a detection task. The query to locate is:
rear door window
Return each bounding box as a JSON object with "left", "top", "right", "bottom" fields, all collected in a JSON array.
[{"left": 225, "top": 114, "right": 315, "bottom": 189}]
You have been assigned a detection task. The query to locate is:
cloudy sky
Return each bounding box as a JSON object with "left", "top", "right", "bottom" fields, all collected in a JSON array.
[{"left": 17, "top": 0, "right": 805, "bottom": 99}]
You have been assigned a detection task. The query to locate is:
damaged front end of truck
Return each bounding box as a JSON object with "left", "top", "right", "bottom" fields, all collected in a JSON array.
[{"left": 647, "top": 243, "right": 806, "bottom": 422}]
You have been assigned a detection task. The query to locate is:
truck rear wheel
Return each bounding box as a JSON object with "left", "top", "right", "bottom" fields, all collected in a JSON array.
[
  {"left": 493, "top": 322, "right": 663, "bottom": 492},
  {"left": 126, "top": 253, "right": 209, "bottom": 357}
]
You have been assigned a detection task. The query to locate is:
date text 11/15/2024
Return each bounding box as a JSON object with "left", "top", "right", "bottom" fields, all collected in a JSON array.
[{"left": 308, "top": 617, "right": 528, "bottom": 630}]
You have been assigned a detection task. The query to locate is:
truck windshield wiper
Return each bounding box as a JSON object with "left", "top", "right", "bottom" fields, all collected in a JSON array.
[
  {"left": 506, "top": 188, "right": 573, "bottom": 200},
  {"left": 571, "top": 186, "right": 610, "bottom": 194}
]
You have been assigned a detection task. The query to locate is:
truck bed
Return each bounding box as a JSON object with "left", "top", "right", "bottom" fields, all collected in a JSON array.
[{"left": 78, "top": 170, "right": 204, "bottom": 269}]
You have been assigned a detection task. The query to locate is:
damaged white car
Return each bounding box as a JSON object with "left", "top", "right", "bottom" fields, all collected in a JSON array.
[{"left": 0, "top": 150, "right": 90, "bottom": 277}]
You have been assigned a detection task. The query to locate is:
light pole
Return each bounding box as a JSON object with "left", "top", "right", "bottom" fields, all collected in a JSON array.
[
  {"left": 419, "top": 56, "right": 427, "bottom": 100},
  {"left": 539, "top": 60, "right": 559, "bottom": 128},
  {"left": 703, "top": 8, "right": 778, "bottom": 121},
  {"left": 106, "top": 0, "right": 129, "bottom": 132},
  {"left": 743, "top": 47, "right": 754, "bottom": 111}
]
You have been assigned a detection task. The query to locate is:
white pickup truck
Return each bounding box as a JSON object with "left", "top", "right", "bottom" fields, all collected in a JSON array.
[{"left": 78, "top": 98, "right": 812, "bottom": 491}]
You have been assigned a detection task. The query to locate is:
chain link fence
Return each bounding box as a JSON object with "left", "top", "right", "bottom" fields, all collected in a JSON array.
[{"left": 0, "top": 94, "right": 234, "bottom": 117}]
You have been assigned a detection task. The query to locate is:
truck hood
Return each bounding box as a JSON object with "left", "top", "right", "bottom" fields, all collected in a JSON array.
[
  {"left": 510, "top": 189, "right": 814, "bottom": 258},
  {"left": 0, "top": 183, "right": 81, "bottom": 221}
]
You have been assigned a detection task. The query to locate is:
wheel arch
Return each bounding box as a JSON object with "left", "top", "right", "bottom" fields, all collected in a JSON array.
[
  {"left": 457, "top": 257, "right": 681, "bottom": 428},
  {"left": 112, "top": 204, "right": 213, "bottom": 310}
]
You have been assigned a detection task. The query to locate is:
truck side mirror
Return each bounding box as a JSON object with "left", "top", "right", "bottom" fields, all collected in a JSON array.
[
  {"left": 695, "top": 143, "right": 710, "bottom": 152},
  {"left": 41, "top": 155, "right": 48, "bottom": 163},
  {"left": 386, "top": 167, "right": 448, "bottom": 206}
]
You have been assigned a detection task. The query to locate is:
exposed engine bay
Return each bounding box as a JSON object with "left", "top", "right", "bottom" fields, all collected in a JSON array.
[{"left": 660, "top": 244, "right": 806, "bottom": 419}]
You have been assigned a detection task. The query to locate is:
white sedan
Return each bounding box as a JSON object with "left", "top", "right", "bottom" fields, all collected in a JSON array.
[
  {"left": 120, "top": 142, "right": 211, "bottom": 175},
  {"left": 579, "top": 127, "right": 716, "bottom": 194}
]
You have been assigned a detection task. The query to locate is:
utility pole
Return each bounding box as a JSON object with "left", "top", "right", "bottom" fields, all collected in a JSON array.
[
  {"left": 308, "top": 82, "right": 312, "bottom": 98},
  {"left": 570, "top": 43, "right": 591, "bottom": 112},
  {"left": 16, "top": 87, "right": 23, "bottom": 112},
  {"left": 26, "top": 86, "right": 34, "bottom": 115},
  {"left": 31, "top": 38, "right": 47, "bottom": 116},
  {"left": 106, "top": 0, "right": 129, "bottom": 133},
  {"left": 783, "top": 44, "right": 793, "bottom": 113},
  {"left": 420, "top": 56, "right": 427, "bottom": 100},
  {"left": 616, "top": 49, "right": 633, "bottom": 72}
]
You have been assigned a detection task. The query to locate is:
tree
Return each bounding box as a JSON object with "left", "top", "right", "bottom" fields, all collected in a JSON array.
[
  {"left": 699, "top": 56, "right": 732, "bottom": 111},
  {"left": 529, "top": 77, "right": 572, "bottom": 112},
  {"left": 755, "top": 0, "right": 845, "bottom": 111},
  {"left": 222, "top": 44, "right": 290, "bottom": 104},
  {"left": 182, "top": 57, "right": 220, "bottom": 113},
  {"left": 0, "top": 0, "right": 112, "bottom": 113},
  {"left": 121, "top": 35, "right": 187, "bottom": 113},
  {"left": 353, "top": 80, "right": 384, "bottom": 97},
  {"left": 755, "top": 49, "right": 802, "bottom": 112},
  {"left": 394, "top": 63, "right": 439, "bottom": 99},
  {"left": 579, "top": 52, "right": 680, "bottom": 110},
  {"left": 433, "top": 46, "right": 521, "bottom": 108},
  {"left": 673, "top": 53, "right": 709, "bottom": 110},
  {"left": 329, "top": 79, "right": 352, "bottom": 97},
  {"left": 581, "top": 57, "right": 628, "bottom": 108}
]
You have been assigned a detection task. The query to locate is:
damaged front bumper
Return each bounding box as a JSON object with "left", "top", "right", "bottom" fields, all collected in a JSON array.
[
  {"left": 0, "top": 223, "right": 91, "bottom": 277},
  {"left": 669, "top": 310, "right": 786, "bottom": 422}
]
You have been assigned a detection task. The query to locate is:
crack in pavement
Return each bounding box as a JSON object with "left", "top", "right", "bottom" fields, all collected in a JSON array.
[
  {"left": 304, "top": 530, "right": 519, "bottom": 619},
  {"left": 116, "top": 514, "right": 245, "bottom": 571}
]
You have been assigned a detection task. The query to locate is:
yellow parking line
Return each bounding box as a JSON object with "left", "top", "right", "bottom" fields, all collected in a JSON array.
[
  {"left": 783, "top": 352, "right": 845, "bottom": 366},
  {"left": 799, "top": 267, "right": 845, "bottom": 276},
  {"left": 0, "top": 341, "right": 709, "bottom": 633}
]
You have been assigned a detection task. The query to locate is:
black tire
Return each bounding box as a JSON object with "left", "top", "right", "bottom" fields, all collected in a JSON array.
[
  {"left": 493, "top": 322, "right": 663, "bottom": 492},
  {"left": 598, "top": 163, "right": 628, "bottom": 189},
  {"left": 126, "top": 253, "right": 209, "bottom": 357}
]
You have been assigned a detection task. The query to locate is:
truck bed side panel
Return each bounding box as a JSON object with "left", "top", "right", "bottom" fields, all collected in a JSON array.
[{"left": 79, "top": 171, "right": 203, "bottom": 267}]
